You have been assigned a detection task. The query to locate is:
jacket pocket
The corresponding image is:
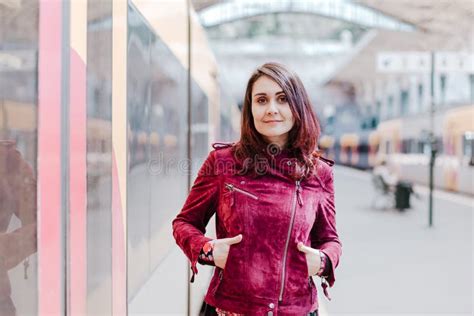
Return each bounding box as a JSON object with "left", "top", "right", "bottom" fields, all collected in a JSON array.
[
  {"left": 215, "top": 241, "right": 247, "bottom": 298},
  {"left": 309, "top": 276, "right": 316, "bottom": 304},
  {"left": 210, "top": 268, "right": 224, "bottom": 296},
  {"left": 302, "top": 251, "right": 310, "bottom": 277},
  {"left": 222, "top": 183, "right": 258, "bottom": 234}
]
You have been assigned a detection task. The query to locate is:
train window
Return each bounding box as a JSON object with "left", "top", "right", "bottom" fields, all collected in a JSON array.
[
  {"left": 417, "top": 140, "right": 425, "bottom": 154},
  {"left": 417, "top": 84, "right": 423, "bottom": 113},
  {"left": 359, "top": 144, "right": 369, "bottom": 154},
  {"left": 409, "top": 139, "right": 415, "bottom": 154},
  {"left": 411, "top": 139, "right": 419, "bottom": 154},
  {"left": 401, "top": 139, "right": 414, "bottom": 154},
  {"left": 462, "top": 132, "right": 474, "bottom": 166},
  {"left": 400, "top": 90, "right": 409, "bottom": 116},
  {"left": 401, "top": 140, "right": 407, "bottom": 153},
  {"left": 387, "top": 96, "right": 394, "bottom": 118},
  {"left": 422, "top": 141, "right": 431, "bottom": 155},
  {"left": 370, "top": 116, "right": 378, "bottom": 129}
]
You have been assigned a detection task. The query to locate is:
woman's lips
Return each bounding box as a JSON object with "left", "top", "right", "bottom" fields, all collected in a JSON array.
[{"left": 263, "top": 120, "right": 283, "bottom": 123}]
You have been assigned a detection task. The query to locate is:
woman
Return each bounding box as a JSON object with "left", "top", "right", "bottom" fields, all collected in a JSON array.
[{"left": 172, "top": 62, "right": 342, "bottom": 315}]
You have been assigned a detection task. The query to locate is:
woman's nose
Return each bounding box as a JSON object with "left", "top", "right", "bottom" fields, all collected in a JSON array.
[{"left": 266, "top": 101, "right": 278, "bottom": 115}]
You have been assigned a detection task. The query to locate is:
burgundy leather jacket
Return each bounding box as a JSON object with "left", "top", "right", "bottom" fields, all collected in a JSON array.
[{"left": 172, "top": 143, "right": 342, "bottom": 315}]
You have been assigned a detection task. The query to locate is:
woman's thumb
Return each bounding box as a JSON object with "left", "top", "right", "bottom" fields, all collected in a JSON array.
[
  {"left": 297, "top": 242, "right": 307, "bottom": 252},
  {"left": 228, "top": 234, "right": 243, "bottom": 245}
]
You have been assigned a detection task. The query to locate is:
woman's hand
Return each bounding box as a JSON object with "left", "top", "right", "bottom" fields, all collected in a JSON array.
[
  {"left": 213, "top": 234, "right": 243, "bottom": 269},
  {"left": 297, "top": 242, "right": 321, "bottom": 276}
]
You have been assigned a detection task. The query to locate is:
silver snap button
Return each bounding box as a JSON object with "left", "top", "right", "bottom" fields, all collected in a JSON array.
[
  {"left": 286, "top": 161, "right": 292, "bottom": 166},
  {"left": 268, "top": 302, "right": 275, "bottom": 309}
]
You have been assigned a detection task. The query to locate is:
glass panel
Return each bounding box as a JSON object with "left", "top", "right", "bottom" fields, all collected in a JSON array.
[
  {"left": 191, "top": 83, "right": 209, "bottom": 175},
  {"left": 147, "top": 21, "right": 188, "bottom": 276},
  {"left": 126, "top": 3, "right": 210, "bottom": 309},
  {"left": 0, "top": 1, "right": 39, "bottom": 315},
  {"left": 127, "top": 3, "right": 153, "bottom": 296},
  {"left": 86, "top": 1, "right": 113, "bottom": 314}
]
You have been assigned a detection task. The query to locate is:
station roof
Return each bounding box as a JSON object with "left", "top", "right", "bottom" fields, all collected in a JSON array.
[
  {"left": 325, "top": 0, "right": 474, "bottom": 84},
  {"left": 356, "top": 0, "right": 473, "bottom": 38},
  {"left": 193, "top": 1, "right": 473, "bottom": 85},
  {"left": 195, "top": 0, "right": 415, "bottom": 31}
]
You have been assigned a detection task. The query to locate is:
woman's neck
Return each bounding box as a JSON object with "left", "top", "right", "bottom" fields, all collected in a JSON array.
[{"left": 264, "top": 136, "right": 288, "bottom": 151}]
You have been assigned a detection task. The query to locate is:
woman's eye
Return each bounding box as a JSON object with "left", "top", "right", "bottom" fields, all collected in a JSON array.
[
  {"left": 278, "top": 96, "right": 287, "bottom": 103},
  {"left": 257, "top": 98, "right": 267, "bottom": 104}
]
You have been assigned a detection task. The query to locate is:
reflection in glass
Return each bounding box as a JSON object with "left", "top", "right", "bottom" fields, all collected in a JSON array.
[
  {"left": 86, "top": 0, "right": 113, "bottom": 314},
  {"left": 0, "top": 141, "right": 37, "bottom": 316},
  {"left": 126, "top": 3, "right": 204, "bottom": 303},
  {"left": 0, "top": 1, "right": 39, "bottom": 315}
]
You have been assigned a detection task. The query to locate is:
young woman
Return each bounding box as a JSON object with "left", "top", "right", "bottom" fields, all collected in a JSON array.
[{"left": 173, "top": 62, "right": 342, "bottom": 315}]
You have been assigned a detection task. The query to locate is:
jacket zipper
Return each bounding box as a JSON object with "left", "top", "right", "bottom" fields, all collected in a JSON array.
[
  {"left": 279, "top": 180, "right": 303, "bottom": 301},
  {"left": 225, "top": 183, "right": 259, "bottom": 200}
]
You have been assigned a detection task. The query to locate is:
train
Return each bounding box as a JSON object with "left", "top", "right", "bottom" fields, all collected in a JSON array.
[
  {"left": 1, "top": 0, "right": 239, "bottom": 315},
  {"left": 319, "top": 104, "right": 474, "bottom": 195}
]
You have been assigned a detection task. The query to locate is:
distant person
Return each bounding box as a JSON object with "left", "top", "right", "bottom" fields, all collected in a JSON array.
[
  {"left": 172, "top": 63, "right": 342, "bottom": 315},
  {"left": 0, "top": 140, "right": 37, "bottom": 316},
  {"left": 373, "top": 159, "right": 398, "bottom": 187}
]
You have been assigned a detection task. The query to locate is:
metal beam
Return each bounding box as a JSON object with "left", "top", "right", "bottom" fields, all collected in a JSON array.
[{"left": 199, "top": 0, "right": 415, "bottom": 31}]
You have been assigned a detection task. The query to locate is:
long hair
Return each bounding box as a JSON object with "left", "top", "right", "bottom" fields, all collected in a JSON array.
[{"left": 233, "top": 62, "right": 322, "bottom": 180}]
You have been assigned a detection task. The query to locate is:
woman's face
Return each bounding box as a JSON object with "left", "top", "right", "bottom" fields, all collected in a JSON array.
[{"left": 251, "top": 76, "right": 295, "bottom": 148}]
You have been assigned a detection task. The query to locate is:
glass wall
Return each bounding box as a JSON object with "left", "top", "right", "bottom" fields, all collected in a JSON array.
[
  {"left": 86, "top": 1, "right": 113, "bottom": 314},
  {"left": 127, "top": 2, "right": 186, "bottom": 299},
  {"left": 127, "top": 3, "right": 154, "bottom": 295},
  {"left": 0, "top": 1, "right": 39, "bottom": 315},
  {"left": 126, "top": 1, "right": 211, "bottom": 303}
]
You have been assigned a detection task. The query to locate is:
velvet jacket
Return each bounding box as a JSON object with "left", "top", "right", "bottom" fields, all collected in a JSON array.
[{"left": 172, "top": 142, "right": 342, "bottom": 315}]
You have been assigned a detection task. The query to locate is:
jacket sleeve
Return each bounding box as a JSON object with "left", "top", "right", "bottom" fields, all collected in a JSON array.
[
  {"left": 311, "top": 167, "right": 342, "bottom": 288},
  {"left": 172, "top": 150, "right": 219, "bottom": 282}
]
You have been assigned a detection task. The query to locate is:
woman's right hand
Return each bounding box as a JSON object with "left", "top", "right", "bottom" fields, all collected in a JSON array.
[{"left": 212, "top": 234, "right": 243, "bottom": 269}]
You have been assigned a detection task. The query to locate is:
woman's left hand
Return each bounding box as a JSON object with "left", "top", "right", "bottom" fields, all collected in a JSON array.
[{"left": 297, "top": 242, "right": 321, "bottom": 276}]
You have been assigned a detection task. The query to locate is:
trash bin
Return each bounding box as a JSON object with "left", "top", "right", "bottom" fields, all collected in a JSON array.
[{"left": 395, "top": 181, "right": 412, "bottom": 210}]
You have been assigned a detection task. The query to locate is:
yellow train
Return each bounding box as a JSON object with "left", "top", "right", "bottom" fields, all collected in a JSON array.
[
  {"left": 320, "top": 105, "right": 473, "bottom": 195},
  {"left": 372, "top": 105, "right": 473, "bottom": 195}
]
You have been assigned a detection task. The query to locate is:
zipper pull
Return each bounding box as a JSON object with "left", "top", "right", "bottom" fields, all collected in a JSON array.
[
  {"left": 190, "top": 259, "right": 198, "bottom": 283},
  {"left": 225, "top": 183, "right": 235, "bottom": 206},
  {"left": 296, "top": 181, "right": 303, "bottom": 206},
  {"left": 321, "top": 277, "right": 331, "bottom": 300}
]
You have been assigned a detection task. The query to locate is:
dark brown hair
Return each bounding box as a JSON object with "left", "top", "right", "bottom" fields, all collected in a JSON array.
[{"left": 233, "top": 62, "right": 322, "bottom": 180}]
